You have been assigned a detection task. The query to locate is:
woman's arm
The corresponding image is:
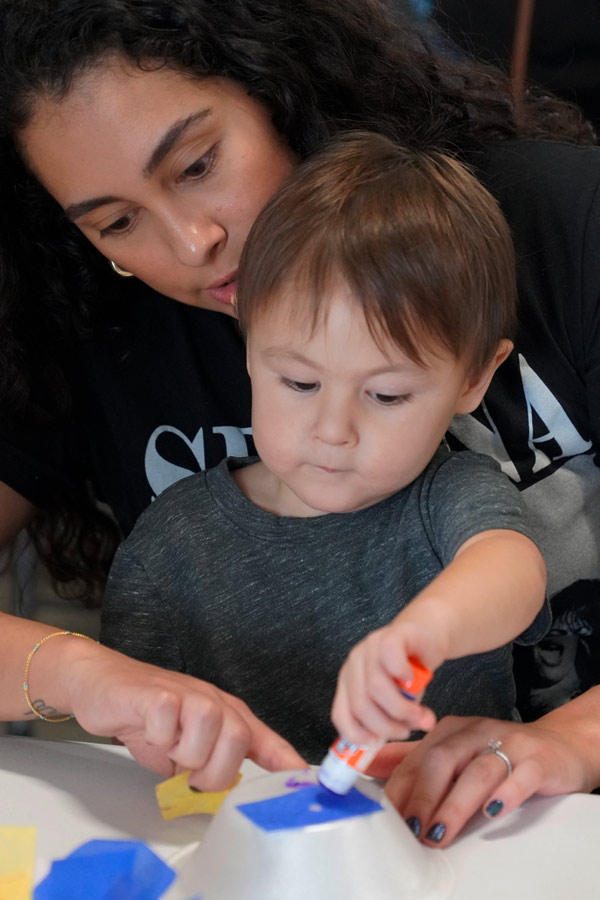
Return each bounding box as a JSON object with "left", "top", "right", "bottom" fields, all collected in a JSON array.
[
  {"left": 380, "top": 688, "right": 600, "bottom": 846},
  {"left": 0, "top": 613, "right": 305, "bottom": 789},
  {"left": 0, "top": 480, "right": 35, "bottom": 547}
]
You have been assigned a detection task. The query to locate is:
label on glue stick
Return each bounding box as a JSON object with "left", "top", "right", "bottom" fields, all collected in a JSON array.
[
  {"left": 318, "top": 656, "right": 432, "bottom": 795},
  {"left": 318, "top": 739, "right": 383, "bottom": 795}
]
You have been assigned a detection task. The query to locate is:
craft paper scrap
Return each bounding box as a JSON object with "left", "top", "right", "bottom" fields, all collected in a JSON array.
[
  {"left": 237, "top": 784, "right": 383, "bottom": 831},
  {"left": 0, "top": 825, "right": 36, "bottom": 900},
  {"left": 156, "top": 770, "right": 242, "bottom": 819},
  {"left": 33, "top": 839, "right": 175, "bottom": 900}
]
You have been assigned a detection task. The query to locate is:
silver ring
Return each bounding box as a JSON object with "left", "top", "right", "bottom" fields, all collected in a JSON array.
[{"left": 479, "top": 739, "right": 512, "bottom": 777}]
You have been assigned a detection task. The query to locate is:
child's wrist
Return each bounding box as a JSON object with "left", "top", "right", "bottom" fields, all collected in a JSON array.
[{"left": 394, "top": 600, "right": 453, "bottom": 661}]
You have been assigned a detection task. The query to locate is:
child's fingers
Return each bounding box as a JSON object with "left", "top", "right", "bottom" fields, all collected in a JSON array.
[
  {"left": 352, "top": 690, "right": 430, "bottom": 740},
  {"left": 332, "top": 673, "right": 418, "bottom": 744},
  {"left": 365, "top": 670, "right": 436, "bottom": 733},
  {"left": 331, "top": 676, "right": 380, "bottom": 744},
  {"left": 350, "top": 699, "right": 413, "bottom": 744}
]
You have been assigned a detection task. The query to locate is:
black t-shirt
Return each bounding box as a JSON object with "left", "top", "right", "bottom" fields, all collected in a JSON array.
[
  {"left": 454, "top": 139, "right": 600, "bottom": 719},
  {"left": 0, "top": 283, "right": 254, "bottom": 536},
  {"left": 2, "top": 137, "right": 600, "bottom": 720}
]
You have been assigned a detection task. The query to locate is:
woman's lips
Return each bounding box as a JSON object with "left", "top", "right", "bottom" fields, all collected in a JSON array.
[{"left": 206, "top": 273, "right": 237, "bottom": 305}]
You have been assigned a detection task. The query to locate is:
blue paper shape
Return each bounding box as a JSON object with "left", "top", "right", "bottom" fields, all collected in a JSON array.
[
  {"left": 236, "top": 785, "right": 383, "bottom": 831},
  {"left": 34, "top": 839, "right": 175, "bottom": 900}
]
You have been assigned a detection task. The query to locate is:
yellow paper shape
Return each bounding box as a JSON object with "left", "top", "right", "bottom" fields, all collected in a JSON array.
[
  {"left": 0, "top": 826, "right": 36, "bottom": 900},
  {"left": 155, "top": 771, "right": 242, "bottom": 820}
]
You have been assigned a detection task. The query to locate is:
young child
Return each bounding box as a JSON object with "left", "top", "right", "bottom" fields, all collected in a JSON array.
[{"left": 100, "top": 132, "right": 548, "bottom": 768}]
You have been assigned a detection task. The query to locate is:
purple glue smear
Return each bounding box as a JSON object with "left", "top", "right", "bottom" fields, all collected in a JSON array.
[{"left": 285, "top": 777, "right": 315, "bottom": 789}]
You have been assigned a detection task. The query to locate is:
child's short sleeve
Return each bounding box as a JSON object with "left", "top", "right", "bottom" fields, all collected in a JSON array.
[{"left": 420, "top": 448, "right": 550, "bottom": 645}]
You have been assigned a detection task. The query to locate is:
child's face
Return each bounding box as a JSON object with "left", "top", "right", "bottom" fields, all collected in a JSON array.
[{"left": 246, "top": 283, "right": 491, "bottom": 517}]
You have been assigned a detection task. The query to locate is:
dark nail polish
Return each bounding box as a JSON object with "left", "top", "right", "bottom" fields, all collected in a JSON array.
[
  {"left": 406, "top": 816, "right": 421, "bottom": 837},
  {"left": 426, "top": 822, "right": 446, "bottom": 843},
  {"left": 485, "top": 798, "right": 503, "bottom": 817}
]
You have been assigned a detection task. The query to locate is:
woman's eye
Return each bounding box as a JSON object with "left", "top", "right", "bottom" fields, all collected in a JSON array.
[
  {"left": 99, "top": 214, "right": 134, "bottom": 238},
  {"left": 179, "top": 149, "right": 215, "bottom": 182},
  {"left": 368, "top": 391, "right": 410, "bottom": 406},
  {"left": 282, "top": 378, "right": 319, "bottom": 393}
]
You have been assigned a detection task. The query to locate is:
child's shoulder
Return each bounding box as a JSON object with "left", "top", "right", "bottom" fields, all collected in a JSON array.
[
  {"left": 420, "top": 444, "right": 520, "bottom": 511},
  {"left": 417, "top": 445, "right": 533, "bottom": 562},
  {"left": 126, "top": 456, "right": 245, "bottom": 534},
  {"left": 424, "top": 444, "right": 504, "bottom": 480}
]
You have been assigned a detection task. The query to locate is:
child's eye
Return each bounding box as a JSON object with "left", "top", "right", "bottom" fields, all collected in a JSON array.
[
  {"left": 99, "top": 213, "right": 135, "bottom": 238},
  {"left": 368, "top": 391, "right": 411, "bottom": 406},
  {"left": 178, "top": 148, "right": 216, "bottom": 182},
  {"left": 282, "top": 378, "right": 320, "bottom": 393}
]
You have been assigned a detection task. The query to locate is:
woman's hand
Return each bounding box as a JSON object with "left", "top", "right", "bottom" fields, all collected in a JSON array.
[
  {"left": 62, "top": 641, "right": 306, "bottom": 791},
  {"left": 378, "top": 706, "right": 600, "bottom": 847}
]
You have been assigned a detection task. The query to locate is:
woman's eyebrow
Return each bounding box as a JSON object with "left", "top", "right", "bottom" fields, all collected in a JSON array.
[
  {"left": 143, "top": 108, "right": 212, "bottom": 176},
  {"left": 65, "top": 108, "right": 212, "bottom": 221}
]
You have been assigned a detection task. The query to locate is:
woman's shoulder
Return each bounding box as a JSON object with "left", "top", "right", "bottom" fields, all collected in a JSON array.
[
  {"left": 469, "top": 138, "right": 600, "bottom": 208},
  {"left": 468, "top": 139, "right": 600, "bottom": 276}
]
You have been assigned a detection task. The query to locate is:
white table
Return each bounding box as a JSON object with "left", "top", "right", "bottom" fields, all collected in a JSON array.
[{"left": 0, "top": 735, "right": 597, "bottom": 899}]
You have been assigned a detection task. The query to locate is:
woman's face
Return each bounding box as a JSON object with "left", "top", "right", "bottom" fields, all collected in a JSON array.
[{"left": 20, "top": 59, "right": 297, "bottom": 314}]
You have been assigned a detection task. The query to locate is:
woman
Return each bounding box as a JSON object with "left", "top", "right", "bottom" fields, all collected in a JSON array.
[{"left": 0, "top": 0, "right": 599, "bottom": 842}]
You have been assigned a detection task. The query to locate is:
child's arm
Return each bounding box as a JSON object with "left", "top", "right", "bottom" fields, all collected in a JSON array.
[{"left": 331, "top": 528, "right": 546, "bottom": 745}]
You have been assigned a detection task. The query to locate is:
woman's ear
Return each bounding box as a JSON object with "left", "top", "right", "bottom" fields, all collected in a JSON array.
[{"left": 455, "top": 339, "right": 513, "bottom": 414}]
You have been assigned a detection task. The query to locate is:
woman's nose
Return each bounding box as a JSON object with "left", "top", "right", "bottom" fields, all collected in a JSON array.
[{"left": 165, "top": 212, "right": 226, "bottom": 267}]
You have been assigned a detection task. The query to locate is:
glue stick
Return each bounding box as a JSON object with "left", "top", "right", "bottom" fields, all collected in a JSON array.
[{"left": 318, "top": 656, "right": 432, "bottom": 795}]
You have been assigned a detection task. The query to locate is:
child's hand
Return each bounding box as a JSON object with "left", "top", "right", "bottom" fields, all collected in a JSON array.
[{"left": 331, "top": 622, "right": 440, "bottom": 745}]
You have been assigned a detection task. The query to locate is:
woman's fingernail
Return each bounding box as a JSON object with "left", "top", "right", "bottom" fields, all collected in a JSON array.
[
  {"left": 426, "top": 822, "right": 446, "bottom": 843},
  {"left": 406, "top": 816, "right": 421, "bottom": 837},
  {"left": 485, "top": 798, "right": 504, "bottom": 817}
]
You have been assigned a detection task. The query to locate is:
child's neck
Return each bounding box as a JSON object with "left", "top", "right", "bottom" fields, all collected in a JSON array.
[{"left": 232, "top": 460, "right": 328, "bottom": 518}]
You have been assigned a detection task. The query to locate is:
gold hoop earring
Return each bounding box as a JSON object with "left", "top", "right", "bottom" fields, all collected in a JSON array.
[{"left": 110, "top": 260, "right": 135, "bottom": 278}]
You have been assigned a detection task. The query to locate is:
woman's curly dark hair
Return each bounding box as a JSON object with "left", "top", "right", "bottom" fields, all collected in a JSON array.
[{"left": 0, "top": 0, "right": 594, "bottom": 602}]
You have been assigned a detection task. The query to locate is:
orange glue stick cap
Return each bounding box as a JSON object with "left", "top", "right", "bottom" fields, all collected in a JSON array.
[{"left": 396, "top": 656, "right": 432, "bottom": 699}]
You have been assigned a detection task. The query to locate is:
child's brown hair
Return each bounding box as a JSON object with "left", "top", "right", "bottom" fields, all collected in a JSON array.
[{"left": 237, "top": 132, "right": 516, "bottom": 378}]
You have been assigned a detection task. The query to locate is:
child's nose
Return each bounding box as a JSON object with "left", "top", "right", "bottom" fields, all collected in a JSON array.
[{"left": 314, "top": 397, "right": 358, "bottom": 446}]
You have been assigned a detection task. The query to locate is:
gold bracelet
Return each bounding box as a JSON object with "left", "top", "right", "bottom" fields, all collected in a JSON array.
[{"left": 23, "top": 630, "right": 97, "bottom": 722}]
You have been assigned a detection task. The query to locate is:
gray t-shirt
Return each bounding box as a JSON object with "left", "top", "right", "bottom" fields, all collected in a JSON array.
[{"left": 101, "top": 447, "right": 549, "bottom": 762}]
